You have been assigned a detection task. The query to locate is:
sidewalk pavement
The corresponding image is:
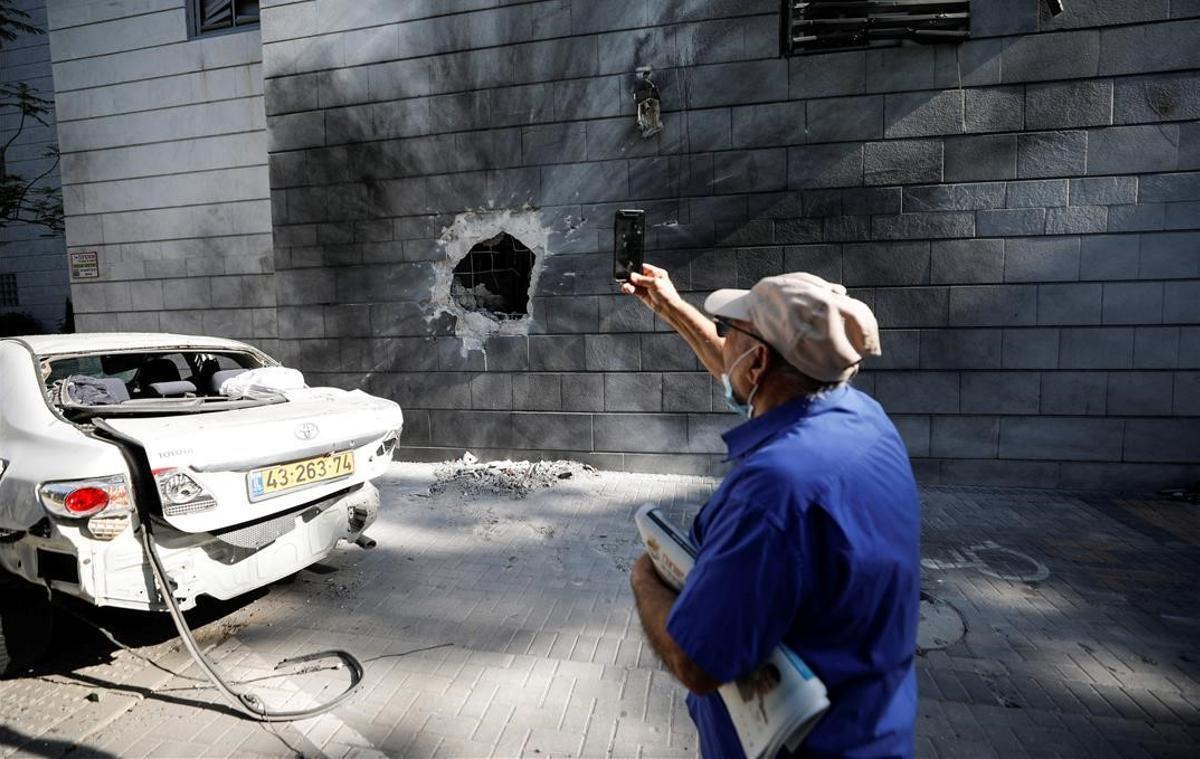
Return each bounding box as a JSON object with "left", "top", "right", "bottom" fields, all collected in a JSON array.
[{"left": 1, "top": 463, "right": 1197, "bottom": 758}]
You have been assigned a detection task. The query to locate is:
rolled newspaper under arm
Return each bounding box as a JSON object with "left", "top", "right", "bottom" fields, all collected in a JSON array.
[{"left": 634, "top": 503, "right": 830, "bottom": 759}]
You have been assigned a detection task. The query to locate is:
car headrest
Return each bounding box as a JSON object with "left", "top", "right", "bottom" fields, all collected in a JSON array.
[
  {"left": 211, "top": 368, "right": 248, "bottom": 394},
  {"left": 147, "top": 380, "right": 197, "bottom": 398},
  {"left": 137, "top": 357, "right": 181, "bottom": 386}
]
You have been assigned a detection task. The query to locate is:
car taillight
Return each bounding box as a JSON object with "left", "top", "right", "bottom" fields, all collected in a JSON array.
[
  {"left": 153, "top": 468, "right": 217, "bottom": 516},
  {"left": 38, "top": 475, "right": 131, "bottom": 519},
  {"left": 65, "top": 487, "right": 109, "bottom": 514}
]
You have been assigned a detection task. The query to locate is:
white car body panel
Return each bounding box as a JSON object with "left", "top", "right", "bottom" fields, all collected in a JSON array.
[
  {"left": 104, "top": 387, "right": 401, "bottom": 533},
  {"left": 0, "top": 333, "right": 403, "bottom": 611}
]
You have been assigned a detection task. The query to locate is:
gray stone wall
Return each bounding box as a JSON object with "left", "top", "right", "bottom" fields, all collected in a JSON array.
[
  {"left": 259, "top": 0, "right": 1197, "bottom": 486},
  {"left": 47, "top": 0, "right": 276, "bottom": 348},
  {"left": 0, "top": 0, "right": 69, "bottom": 331}
]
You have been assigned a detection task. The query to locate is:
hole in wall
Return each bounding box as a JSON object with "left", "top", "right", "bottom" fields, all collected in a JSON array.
[
  {"left": 432, "top": 208, "right": 550, "bottom": 352},
  {"left": 451, "top": 232, "right": 535, "bottom": 320}
]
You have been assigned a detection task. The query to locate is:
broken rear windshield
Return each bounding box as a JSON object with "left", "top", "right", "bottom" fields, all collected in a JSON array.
[{"left": 45, "top": 350, "right": 270, "bottom": 416}]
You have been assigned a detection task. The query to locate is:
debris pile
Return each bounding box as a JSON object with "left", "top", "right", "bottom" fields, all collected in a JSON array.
[{"left": 431, "top": 452, "right": 597, "bottom": 498}]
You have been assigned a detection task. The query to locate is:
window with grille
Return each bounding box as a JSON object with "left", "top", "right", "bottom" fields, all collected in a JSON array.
[
  {"left": 451, "top": 233, "right": 535, "bottom": 321},
  {"left": 780, "top": 1, "right": 970, "bottom": 56},
  {"left": 0, "top": 274, "right": 17, "bottom": 308},
  {"left": 189, "top": 0, "right": 260, "bottom": 37}
]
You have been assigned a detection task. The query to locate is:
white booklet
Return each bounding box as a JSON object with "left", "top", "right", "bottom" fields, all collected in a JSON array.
[{"left": 634, "top": 504, "right": 830, "bottom": 759}]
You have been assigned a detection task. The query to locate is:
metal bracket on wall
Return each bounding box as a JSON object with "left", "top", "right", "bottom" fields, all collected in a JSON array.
[
  {"left": 780, "top": 1, "right": 971, "bottom": 56},
  {"left": 633, "top": 68, "right": 662, "bottom": 138},
  {"left": 1046, "top": 0, "right": 1065, "bottom": 15}
]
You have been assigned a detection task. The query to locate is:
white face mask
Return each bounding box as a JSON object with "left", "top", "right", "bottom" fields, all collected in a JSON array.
[{"left": 720, "top": 347, "right": 760, "bottom": 419}]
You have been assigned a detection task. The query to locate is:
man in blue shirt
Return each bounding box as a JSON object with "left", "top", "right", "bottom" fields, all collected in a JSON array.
[{"left": 623, "top": 267, "right": 920, "bottom": 758}]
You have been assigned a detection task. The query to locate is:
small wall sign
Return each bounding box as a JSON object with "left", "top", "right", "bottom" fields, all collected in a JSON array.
[{"left": 69, "top": 250, "right": 99, "bottom": 279}]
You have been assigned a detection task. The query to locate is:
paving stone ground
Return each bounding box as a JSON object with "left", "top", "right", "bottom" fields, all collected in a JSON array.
[{"left": 1, "top": 463, "right": 1198, "bottom": 758}]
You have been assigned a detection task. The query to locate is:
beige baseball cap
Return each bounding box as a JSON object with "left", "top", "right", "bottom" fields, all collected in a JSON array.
[{"left": 704, "top": 272, "right": 882, "bottom": 383}]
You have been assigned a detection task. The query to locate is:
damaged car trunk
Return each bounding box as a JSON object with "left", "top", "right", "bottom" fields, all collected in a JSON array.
[{"left": 0, "top": 333, "right": 403, "bottom": 678}]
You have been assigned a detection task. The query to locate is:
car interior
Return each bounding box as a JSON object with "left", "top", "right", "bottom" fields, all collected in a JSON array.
[{"left": 47, "top": 351, "right": 262, "bottom": 404}]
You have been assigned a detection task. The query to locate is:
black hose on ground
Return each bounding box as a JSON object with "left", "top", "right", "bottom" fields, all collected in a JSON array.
[{"left": 93, "top": 420, "right": 364, "bottom": 722}]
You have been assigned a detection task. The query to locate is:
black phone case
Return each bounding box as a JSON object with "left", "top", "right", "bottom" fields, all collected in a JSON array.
[{"left": 613, "top": 210, "right": 645, "bottom": 281}]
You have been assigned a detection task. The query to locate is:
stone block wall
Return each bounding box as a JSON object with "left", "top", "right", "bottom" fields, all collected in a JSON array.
[
  {"left": 47, "top": 0, "right": 276, "bottom": 349},
  {"left": 260, "top": 0, "right": 1200, "bottom": 486},
  {"left": 0, "top": 0, "right": 69, "bottom": 331}
]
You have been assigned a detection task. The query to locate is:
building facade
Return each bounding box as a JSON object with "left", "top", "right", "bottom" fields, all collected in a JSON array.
[
  {"left": 46, "top": 0, "right": 1200, "bottom": 487},
  {"left": 1, "top": 0, "right": 70, "bottom": 331}
]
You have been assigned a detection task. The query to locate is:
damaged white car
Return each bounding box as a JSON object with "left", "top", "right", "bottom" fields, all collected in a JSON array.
[{"left": 0, "top": 333, "right": 403, "bottom": 675}]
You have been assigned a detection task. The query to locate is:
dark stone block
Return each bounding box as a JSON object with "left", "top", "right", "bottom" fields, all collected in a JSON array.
[
  {"left": 842, "top": 187, "right": 901, "bottom": 215},
  {"left": 731, "top": 102, "right": 806, "bottom": 148},
  {"left": 1107, "top": 371, "right": 1173, "bottom": 415},
  {"left": 872, "top": 212, "right": 974, "bottom": 241},
  {"left": 945, "top": 134, "right": 1017, "bottom": 182},
  {"left": 977, "top": 208, "right": 1047, "bottom": 237},
  {"left": 1026, "top": 81, "right": 1113, "bottom": 130},
  {"left": 1001, "top": 328, "right": 1059, "bottom": 369},
  {"left": 863, "top": 140, "right": 942, "bottom": 186},
  {"left": 594, "top": 413, "right": 688, "bottom": 452},
  {"left": 562, "top": 373, "right": 604, "bottom": 411},
  {"left": 687, "top": 109, "right": 732, "bottom": 151},
  {"left": 1139, "top": 232, "right": 1200, "bottom": 279},
  {"left": 528, "top": 335, "right": 585, "bottom": 371},
  {"left": 1101, "top": 282, "right": 1164, "bottom": 325},
  {"left": 1133, "top": 326, "right": 1180, "bottom": 369},
  {"left": 604, "top": 372, "right": 663, "bottom": 412},
  {"left": 790, "top": 50, "right": 865, "bottom": 98},
  {"left": 1004, "top": 237, "right": 1081, "bottom": 282},
  {"left": 931, "top": 417, "right": 1001, "bottom": 459},
  {"left": 1059, "top": 327, "right": 1134, "bottom": 369},
  {"left": 874, "top": 371, "right": 960, "bottom": 414},
  {"left": 920, "top": 328, "right": 1004, "bottom": 369},
  {"left": 842, "top": 241, "right": 930, "bottom": 286},
  {"left": 687, "top": 59, "right": 788, "bottom": 108},
  {"left": 1071, "top": 176, "right": 1137, "bottom": 206},
  {"left": 1088, "top": 125, "right": 1180, "bottom": 175},
  {"left": 664, "top": 372, "right": 713, "bottom": 413},
  {"left": 874, "top": 287, "right": 949, "bottom": 328},
  {"left": 931, "top": 239, "right": 1005, "bottom": 284},
  {"left": 1037, "top": 283, "right": 1103, "bottom": 325},
  {"left": 998, "top": 417, "right": 1124, "bottom": 462},
  {"left": 1017, "top": 131, "right": 1088, "bottom": 179},
  {"left": 585, "top": 334, "right": 641, "bottom": 370},
  {"left": 808, "top": 96, "right": 884, "bottom": 142},
  {"left": 1040, "top": 371, "right": 1106, "bottom": 415},
  {"left": 884, "top": 91, "right": 963, "bottom": 139},
  {"left": 784, "top": 245, "right": 842, "bottom": 283},
  {"left": 483, "top": 336, "right": 529, "bottom": 371},
  {"left": 788, "top": 144, "right": 864, "bottom": 189},
  {"left": 905, "top": 183, "right": 1005, "bottom": 212},
  {"left": 949, "top": 285, "right": 1038, "bottom": 326},
  {"left": 714, "top": 149, "right": 787, "bottom": 194},
  {"left": 641, "top": 333, "right": 698, "bottom": 371},
  {"left": 964, "top": 87, "right": 1025, "bottom": 134}
]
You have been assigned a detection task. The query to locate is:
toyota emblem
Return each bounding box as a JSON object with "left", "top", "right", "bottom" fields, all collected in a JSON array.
[{"left": 295, "top": 423, "right": 319, "bottom": 441}]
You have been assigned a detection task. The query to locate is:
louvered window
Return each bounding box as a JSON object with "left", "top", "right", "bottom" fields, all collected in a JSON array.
[
  {"left": 0, "top": 274, "right": 18, "bottom": 308},
  {"left": 189, "top": 0, "right": 260, "bottom": 37},
  {"left": 780, "top": 1, "right": 970, "bottom": 56}
]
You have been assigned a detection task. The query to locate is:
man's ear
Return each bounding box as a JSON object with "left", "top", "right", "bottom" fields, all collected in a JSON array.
[{"left": 747, "top": 343, "right": 772, "bottom": 385}]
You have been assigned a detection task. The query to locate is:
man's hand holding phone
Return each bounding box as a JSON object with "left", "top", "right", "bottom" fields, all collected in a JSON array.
[{"left": 620, "top": 263, "right": 684, "bottom": 319}]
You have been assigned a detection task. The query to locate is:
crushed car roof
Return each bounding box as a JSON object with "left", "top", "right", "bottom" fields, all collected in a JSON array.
[{"left": 6, "top": 333, "right": 257, "bottom": 356}]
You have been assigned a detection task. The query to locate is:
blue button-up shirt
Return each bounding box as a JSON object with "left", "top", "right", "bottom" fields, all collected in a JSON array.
[{"left": 666, "top": 385, "right": 920, "bottom": 758}]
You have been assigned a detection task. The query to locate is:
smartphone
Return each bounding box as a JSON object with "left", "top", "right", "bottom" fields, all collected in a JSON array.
[{"left": 613, "top": 209, "right": 645, "bottom": 281}]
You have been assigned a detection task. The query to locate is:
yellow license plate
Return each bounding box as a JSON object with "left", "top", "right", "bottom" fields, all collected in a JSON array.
[{"left": 247, "top": 451, "right": 354, "bottom": 501}]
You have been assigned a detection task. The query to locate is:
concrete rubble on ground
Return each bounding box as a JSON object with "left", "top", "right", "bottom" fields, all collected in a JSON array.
[{"left": 430, "top": 451, "right": 598, "bottom": 498}]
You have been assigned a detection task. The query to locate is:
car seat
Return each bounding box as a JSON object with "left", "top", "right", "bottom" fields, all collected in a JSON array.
[{"left": 133, "top": 357, "right": 181, "bottom": 397}]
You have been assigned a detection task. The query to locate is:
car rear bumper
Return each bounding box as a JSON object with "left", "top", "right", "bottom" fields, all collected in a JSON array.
[{"left": 0, "top": 482, "right": 379, "bottom": 611}]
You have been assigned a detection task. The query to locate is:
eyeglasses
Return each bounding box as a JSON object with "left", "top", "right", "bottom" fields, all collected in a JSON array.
[{"left": 713, "top": 317, "right": 768, "bottom": 345}]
